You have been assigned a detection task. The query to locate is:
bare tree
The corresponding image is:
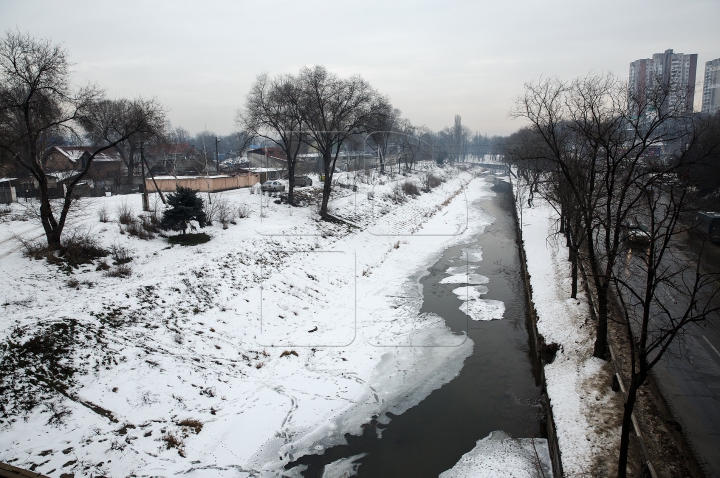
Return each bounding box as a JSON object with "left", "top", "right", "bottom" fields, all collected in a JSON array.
[
  {"left": 612, "top": 180, "right": 720, "bottom": 477},
  {"left": 511, "top": 72, "right": 702, "bottom": 359},
  {"left": 366, "top": 104, "right": 400, "bottom": 174},
  {"left": 237, "top": 73, "right": 305, "bottom": 205},
  {"left": 0, "top": 30, "right": 165, "bottom": 249},
  {"left": 297, "top": 65, "right": 389, "bottom": 218},
  {"left": 510, "top": 71, "right": 720, "bottom": 477}
]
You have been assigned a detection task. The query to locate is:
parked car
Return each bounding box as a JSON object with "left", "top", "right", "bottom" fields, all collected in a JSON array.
[
  {"left": 622, "top": 222, "right": 651, "bottom": 245},
  {"left": 694, "top": 211, "right": 720, "bottom": 244},
  {"left": 294, "top": 176, "right": 312, "bottom": 187},
  {"left": 261, "top": 180, "right": 285, "bottom": 192}
]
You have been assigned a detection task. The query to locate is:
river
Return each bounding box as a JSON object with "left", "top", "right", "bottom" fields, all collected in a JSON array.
[{"left": 287, "top": 174, "right": 545, "bottom": 477}]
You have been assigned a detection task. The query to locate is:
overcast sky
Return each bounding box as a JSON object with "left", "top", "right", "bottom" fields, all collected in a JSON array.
[{"left": 2, "top": 0, "right": 719, "bottom": 136}]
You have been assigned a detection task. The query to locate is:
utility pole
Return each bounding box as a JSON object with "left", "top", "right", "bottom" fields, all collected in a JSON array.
[
  {"left": 215, "top": 136, "right": 220, "bottom": 175},
  {"left": 140, "top": 142, "right": 150, "bottom": 211},
  {"left": 141, "top": 145, "right": 166, "bottom": 205}
]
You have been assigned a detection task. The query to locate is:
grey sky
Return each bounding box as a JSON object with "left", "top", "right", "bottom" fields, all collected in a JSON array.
[{"left": 2, "top": 0, "right": 719, "bottom": 136}]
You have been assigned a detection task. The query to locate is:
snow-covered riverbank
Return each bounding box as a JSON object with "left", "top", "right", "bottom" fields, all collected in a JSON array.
[
  {"left": 512, "top": 175, "right": 623, "bottom": 476},
  {"left": 0, "top": 166, "right": 518, "bottom": 477}
]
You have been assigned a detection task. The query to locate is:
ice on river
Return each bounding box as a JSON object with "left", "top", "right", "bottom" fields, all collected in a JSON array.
[
  {"left": 441, "top": 265, "right": 489, "bottom": 285},
  {"left": 451, "top": 283, "right": 504, "bottom": 322},
  {"left": 321, "top": 453, "right": 367, "bottom": 478},
  {"left": 440, "top": 273, "right": 490, "bottom": 285},
  {"left": 439, "top": 431, "right": 553, "bottom": 478},
  {"left": 452, "top": 285, "right": 489, "bottom": 300},
  {"left": 460, "top": 299, "right": 505, "bottom": 321},
  {"left": 460, "top": 245, "right": 483, "bottom": 262}
]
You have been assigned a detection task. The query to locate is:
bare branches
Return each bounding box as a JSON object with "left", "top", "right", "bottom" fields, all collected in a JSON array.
[
  {"left": 0, "top": 30, "right": 166, "bottom": 248},
  {"left": 237, "top": 65, "right": 391, "bottom": 216},
  {"left": 511, "top": 70, "right": 720, "bottom": 478}
]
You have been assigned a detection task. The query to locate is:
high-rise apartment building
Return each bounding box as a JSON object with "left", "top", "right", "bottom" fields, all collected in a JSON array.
[
  {"left": 629, "top": 49, "right": 698, "bottom": 114},
  {"left": 701, "top": 58, "right": 720, "bottom": 114}
]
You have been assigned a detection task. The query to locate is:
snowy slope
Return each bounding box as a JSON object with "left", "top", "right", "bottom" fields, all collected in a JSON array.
[{"left": 0, "top": 167, "right": 506, "bottom": 477}]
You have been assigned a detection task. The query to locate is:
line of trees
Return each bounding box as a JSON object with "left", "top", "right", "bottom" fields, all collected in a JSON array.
[
  {"left": 506, "top": 72, "right": 720, "bottom": 477},
  {"left": 237, "top": 71, "right": 508, "bottom": 211},
  {"left": 237, "top": 65, "right": 395, "bottom": 214}
]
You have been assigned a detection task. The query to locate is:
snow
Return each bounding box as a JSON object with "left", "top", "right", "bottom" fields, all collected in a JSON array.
[
  {"left": 451, "top": 285, "right": 489, "bottom": 299},
  {"left": 439, "top": 431, "right": 553, "bottom": 478},
  {"left": 460, "top": 245, "right": 483, "bottom": 262},
  {"left": 440, "top": 273, "right": 489, "bottom": 285},
  {"left": 452, "top": 284, "right": 505, "bottom": 321},
  {"left": 513, "top": 174, "right": 622, "bottom": 476},
  {"left": 0, "top": 165, "right": 525, "bottom": 477},
  {"left": 322, "top": 453, "right": 367, "bottom": 478},
  {"left": 459, "top": 299, "right": 506, "bottom": 321}
]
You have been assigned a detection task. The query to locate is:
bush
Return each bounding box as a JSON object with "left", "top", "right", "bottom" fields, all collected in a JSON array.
[
  {"left": 60, "top": 230, "right": 109, "bottom": 267},
  {"left": 162, "top": 432, "right": 186, "bottom": 457},
  {"left": 110, "top": 244, "right": 133, "bottom": 265},
  {"left": 177, "top": 418, "right": 203, "bottom": 434},
  {"left": 140, "top": 215, "right": 160, "bottom": 234},
  {"left": 216, "top": 198, "right": 236, "bottom": 228},
  {"left": 204, "top": 195, "right": 235, "bottom": 228},
  {"left": 66, "top": 277, "right": 80, "bottom": 288},
  {"left": 385, "top": 184, "right": 407, "bottom": 204},
  {"left": 161, "top": 187, "right": 206, "bottom": 235},
  {"left": 98, "top": 205, "right": 111, "bottom": 223},
  {"left": 18, "top": 237, "right": 48, "bottom": 260},
  {"left": 203, "top": 195, "right": 220, "bottom": 226},
  {"left": 19, "top": 229, "right": 108, "bottom": 268},
  {"left": 424, "top": 173, "right": 443, "bottom": 191},
  {"left": 401, "top": 181, "right": 420, "bottom": 197},
  {"left": 126, "top": 221, "right": 154, "bottom": 240},
  {"left": 117, "top": 201, "right": 135, "bottom": 225},
  {"left": 106, "top": 264, "right": 132, "bottom": 278},
  {"left": 237, "top": 204, "right": 251, "bottom": 219}
]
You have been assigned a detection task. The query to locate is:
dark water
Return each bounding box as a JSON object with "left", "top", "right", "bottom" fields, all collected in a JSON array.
[{"left": 288, "top": 176, "right": 544, "bottom": 477}]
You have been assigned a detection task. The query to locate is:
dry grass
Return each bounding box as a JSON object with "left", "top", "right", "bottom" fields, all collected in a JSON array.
[
  {"left": 237, "top": 204, "right": 251, "bottom": 219},
  {"left": 20, "top": 229, "right": 109, "bottom": 269},
  {"left": 98, "top": 205, "right": 111, "bottom": 223},
  {"left": 106, "top": 264, "right": 132, "bottom": 278},
  {"left": 385, "top": 184, "right": 407, "bottom": 204},
  {"left": 110, "top": 244, "right": 133, "bottom": 265},
  {"left": 116, "top": 201, "right": 135, "bottom": 225},
  {"left": 125, "top": 221, "right": 154, "bottom": 240},
  {"left": 162, "top": 432, "right": 186, "bottom": 457},
  {"left": 141, "top": 215, "right": 160, "bottom": 234},
  {"left": 424, "top": 173, "right": 443, "bottom": 192},
  {"left": 401, "top": 180, "right": 420, "bottom": 197},
  {"left": 177, "top": 418, "right": 203, "bottom": 434}
]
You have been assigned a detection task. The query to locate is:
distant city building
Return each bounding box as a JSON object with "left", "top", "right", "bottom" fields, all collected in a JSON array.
[
  {"left": 629, "top": 49, "right": 698, "bottom": 114},
  {"left": 702, "top": 58, "right": 720, "bottom": 114}
]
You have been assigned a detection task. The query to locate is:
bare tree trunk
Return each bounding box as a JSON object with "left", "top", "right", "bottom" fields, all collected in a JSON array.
[
  {"left": 570, "top": 247, "right": 578, "bottom": 299},
  {"left": 288, "top": 161, "right": 296, "bottom": 205},
  {"left": 594, "top": 285, "right": 609, "bottom": 358},
  {"left": 39, "top": 191, "right": 61, "bottom": 249},
  {"left": 319, "top": 155, "right": 333, "bottom": 217}
]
